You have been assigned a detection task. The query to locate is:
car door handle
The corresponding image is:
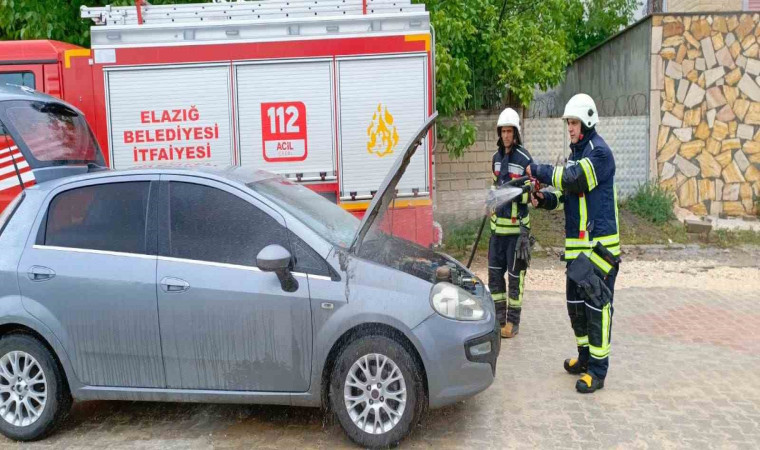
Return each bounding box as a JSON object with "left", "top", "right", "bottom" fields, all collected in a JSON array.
[
  {"left": 160, "top": 277, "right": 190, "bottom": 293},
  {"left": 28, "top": 266, "right": 55, "bottom": 282}
]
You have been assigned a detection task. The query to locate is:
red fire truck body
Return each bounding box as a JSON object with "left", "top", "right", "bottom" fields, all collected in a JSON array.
[{"left": 0, "top": 0, "right": 437, "bottom": 245}]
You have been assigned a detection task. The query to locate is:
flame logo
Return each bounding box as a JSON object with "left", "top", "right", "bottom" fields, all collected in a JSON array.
[{"left": 367, "top": 104, "right": 399, "bottom": 158}]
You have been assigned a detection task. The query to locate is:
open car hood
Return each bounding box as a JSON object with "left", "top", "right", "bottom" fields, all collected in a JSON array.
[{"left": 348, "top": 112, "right": 438, "bottom": 253}]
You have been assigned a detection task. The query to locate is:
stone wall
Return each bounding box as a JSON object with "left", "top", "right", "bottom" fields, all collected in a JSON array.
[
  {"left": 666, "top": 0, "right": 744, "bottom": 13},
  {"left": 652, "top": 13, "right": 760, "bottom": 217},
  {"left": 434, "top": 113, "right": 499, "bottom": 221}
]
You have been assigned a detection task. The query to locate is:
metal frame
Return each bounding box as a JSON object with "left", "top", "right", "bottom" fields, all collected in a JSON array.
[
  {"left": 82, "top": 0, "right": 423, "bottom": 25},
  {"left": 83, "top": 1, "right": 429, "bottom": 49}
]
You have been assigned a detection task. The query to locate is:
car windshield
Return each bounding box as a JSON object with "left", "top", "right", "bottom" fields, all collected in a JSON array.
[
  {"left": 248, "top": 177, "right": 360, "bottom": 249},
  {"left": 2, "top": 100, "right": 104, "bottom": 167}
]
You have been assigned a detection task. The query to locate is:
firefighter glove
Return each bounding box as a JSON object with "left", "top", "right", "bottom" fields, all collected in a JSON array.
[
  {"left": 516, "top": 224, "right": 533, "bottom": 266},
  {"left": 566, "top": 253, "right": 612, "bottom": 309},
  {"left": 532, "top": 191, "right": 547, "bottom": 209}
]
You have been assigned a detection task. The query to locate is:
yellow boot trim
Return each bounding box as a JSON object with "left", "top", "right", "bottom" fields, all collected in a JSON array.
[
  {"left": 501, "top": 323, "right": 517, "bottom": 338},
  {"left": 579, "top": 374, "right": 592, "bottom": 388}
]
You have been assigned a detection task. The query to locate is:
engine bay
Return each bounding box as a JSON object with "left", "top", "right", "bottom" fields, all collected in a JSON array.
[{"left": 356, "top": 232, "right": 484, "bottom": 295}]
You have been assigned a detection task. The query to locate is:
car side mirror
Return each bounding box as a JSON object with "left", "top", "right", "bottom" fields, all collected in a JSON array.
[{"left": 257, "top": 245, "right": 298, "bottom": 293}]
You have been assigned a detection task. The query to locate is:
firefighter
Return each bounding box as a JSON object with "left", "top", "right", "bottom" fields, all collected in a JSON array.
[
  {"left": 488, "top": 107, "right": 533, "bottom": 339},
  {"left": 526, "top": 93, "right": 620, "bottom": 394}
]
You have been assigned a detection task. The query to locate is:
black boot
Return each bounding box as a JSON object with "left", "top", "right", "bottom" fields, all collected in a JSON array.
[
  {"left": 576, "top": 373, "right": 604, "bottom": 394},
  {"left": 563, "top": 358, "right": 588, "bottom": 374}
]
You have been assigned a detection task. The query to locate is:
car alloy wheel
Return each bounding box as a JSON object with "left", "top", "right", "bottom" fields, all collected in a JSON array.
[{"left": 344, "top": 353, "right": 407, "bottom": 435}]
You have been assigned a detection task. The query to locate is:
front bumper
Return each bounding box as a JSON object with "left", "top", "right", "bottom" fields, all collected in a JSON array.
[
  {"left": 412, "top": 313, "right": 500, "bottom": 409},
  {"left": 464, "top": 321, "right": 501, "bottom": 375}
]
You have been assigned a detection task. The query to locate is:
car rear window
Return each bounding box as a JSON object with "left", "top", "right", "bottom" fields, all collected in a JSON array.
[
  {"left": 3, "top": 101, "right": 103, "bottom": 166},
  {"left": 42, "top": 182, "right": 150, "bottom": 254}
]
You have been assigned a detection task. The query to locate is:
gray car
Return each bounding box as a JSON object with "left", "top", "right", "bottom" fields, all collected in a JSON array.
[{"left": 0, "top": 84, "right": 499, "bottom": 447}]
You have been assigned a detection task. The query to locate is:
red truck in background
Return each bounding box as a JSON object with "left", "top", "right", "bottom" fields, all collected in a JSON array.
[{"left": 0, "top": 0, "right": 438, "bottom": 246}]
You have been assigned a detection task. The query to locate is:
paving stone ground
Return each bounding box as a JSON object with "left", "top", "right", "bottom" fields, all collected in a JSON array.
[{"left": 2, "top": 256, "right": 760, "bottom": 449}]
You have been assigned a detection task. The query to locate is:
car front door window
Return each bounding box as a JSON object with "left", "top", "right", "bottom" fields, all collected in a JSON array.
[{"left": 165, "top": 181, "right": 289, "bottom": 266}]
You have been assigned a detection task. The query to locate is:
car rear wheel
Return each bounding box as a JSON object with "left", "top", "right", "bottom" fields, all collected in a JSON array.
[
  {"left": 330, "top": 335, "right": 425, "bottom": 448},
  {"left": 0, "top": 334, "right": 71, "bottom": 441}
]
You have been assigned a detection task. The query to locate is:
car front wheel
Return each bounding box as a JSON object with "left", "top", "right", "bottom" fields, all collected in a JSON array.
[{"left": 330, "top": 335, "right": 425, "bottom": 448}]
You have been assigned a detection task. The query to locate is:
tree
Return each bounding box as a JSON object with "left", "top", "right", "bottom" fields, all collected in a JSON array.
[
  {"left": 0, "top": 0, "right": 198, "bottom": 47},
  {"left": 416, "top": 0, "right": 638, "bottom": 158},
  {"left": 416, "top": 0, "right": 575, "bottom": 157},
  {"left": 565, "top": 0, "right": 641, "bottom": 58}
]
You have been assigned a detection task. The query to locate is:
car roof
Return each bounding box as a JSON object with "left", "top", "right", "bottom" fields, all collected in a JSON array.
[
  {"left": 0, "top": 83, "right": 65, "bottom": 104},
  {"left": 27, "top": 165, "right": 282, "bottom": 193}
]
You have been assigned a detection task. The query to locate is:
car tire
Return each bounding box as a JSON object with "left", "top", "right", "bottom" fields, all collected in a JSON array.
[
  {"left": 0, "top": 334, "right": 72, "bottom": 441},
  {"left": 330, "top": 335, "right": 426, "bottom": 448}
]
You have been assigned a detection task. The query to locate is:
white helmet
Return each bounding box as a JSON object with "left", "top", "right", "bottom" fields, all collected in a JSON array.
[
  {"left": 562, "top": 93, "right": 599, "bottom": 128},
  {"left": 496, "top": 107, "right": 521, "bottom": 134}
]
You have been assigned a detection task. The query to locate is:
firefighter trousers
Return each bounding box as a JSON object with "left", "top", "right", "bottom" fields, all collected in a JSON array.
[
  {"left": 488, "top": 234, "right": 527, "bottom": 326},
  {"left": 566, "top": 265, "right": 618, "bottom": 380}
]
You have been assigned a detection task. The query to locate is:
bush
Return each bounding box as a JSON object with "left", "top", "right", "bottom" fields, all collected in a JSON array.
[
  {"left": 440, "top": 217, "right": 491, "bottom": 259},
  {"left": 623, "top": 184, "right": 676, "bottom": 225}
]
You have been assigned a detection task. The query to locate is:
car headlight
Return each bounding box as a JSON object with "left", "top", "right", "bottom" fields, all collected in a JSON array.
[{"left": 430, "top": 282, "right": 486, "bottom": 321}]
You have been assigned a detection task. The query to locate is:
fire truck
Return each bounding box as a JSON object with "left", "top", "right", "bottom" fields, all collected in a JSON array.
[{"left": 0, "top": 0, "right": 437, "bottom": 245}]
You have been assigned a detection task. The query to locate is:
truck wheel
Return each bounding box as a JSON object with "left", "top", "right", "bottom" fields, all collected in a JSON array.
[
  {"left": 0, "top": 334, "right": 71, "bottom": 441},
  {"left": 330, "top": 335, "right": 425, "bottom": 448}
]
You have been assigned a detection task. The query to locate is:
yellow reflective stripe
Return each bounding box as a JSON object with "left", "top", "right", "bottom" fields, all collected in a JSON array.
[
  {"left": 490, "top": 223, "right": 522, "bottom": 235},
  {"left": 565, "top": 238, "right": 592, "bottom": 247},
  {"left": 521, "top": 192, "right": 529, "bottom": 203},
  {"left": 564, "top": 245, "right": 620, "bottom": 258},
  {"left": 606, "top": 245, "right": 621, "bottom": 256},
  {"left": 491, "top": 228, "right": 522, "bottom": 235},
  {"left": 492, "top": 293, "right": 507, "bottom": 302},
  {"left": 576, "top": 335, "right": 589, "bottom": 346},
  {"left": 568, "top": 236, "right": 618, "bottom": 247},
  {"left": 552, "top": 166, "right": 564, "bottom": 190},
  {"left": 594, "top": 234, "right": 620, "bottom": 246},
  {"left": 579, "top": 158, "right": 598, "bottom": 190},
  {"left": 579, "top": 195, "right": 588, "bottom": 234},
  {"left": 591, "top": 304, "right": 612, "bottom": 359},
  {"left": 509, "top": 270, "right": 525, "bottom": 308},
  {"left": 589, "top": 252, "right": 613, "bottom": 275},
  {"left": 553, "top": 191, "right": 565, "bottom": 211},
  {"left": 492, "top": 216, "right": 530, "bottom": 226},
  {"left": 603, "top": 304, "right": 610, "bottom": 353},
  {"left": 511, "top": 201, "right": 518, "bottom": 219}
]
